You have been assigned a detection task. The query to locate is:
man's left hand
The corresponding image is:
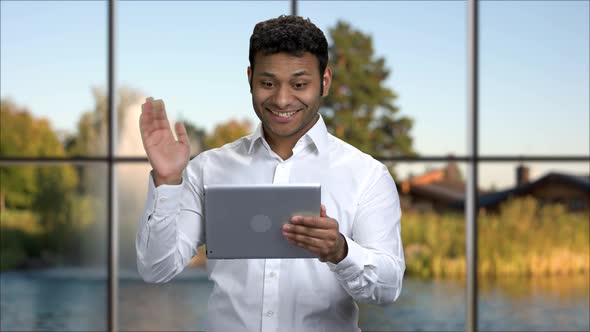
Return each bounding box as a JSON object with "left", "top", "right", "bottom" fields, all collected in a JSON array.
[{"left": 282, "top": 204, "right": 348, "bottom": 264}]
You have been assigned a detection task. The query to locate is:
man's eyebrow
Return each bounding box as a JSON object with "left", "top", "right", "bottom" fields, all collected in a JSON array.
[
  {"left": 258, "top": 72, "right": 276, "bottom": 78},
  {"left": 256, "top": 71, "right": 311, "bottom": 78},
  {"left": 293, "top": 71, "right": 311, "bottom": 77}
]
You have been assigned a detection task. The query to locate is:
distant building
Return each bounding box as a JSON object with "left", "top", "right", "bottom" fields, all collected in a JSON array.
[
  {"left": 472, "top": 167, "right": 590, "bottom": 212},
  {"left": 400, "top": 163, "right": 590, "bottom": 213},
  {"left": 399, "top": 160, "right": 468, "bottom": 212}
]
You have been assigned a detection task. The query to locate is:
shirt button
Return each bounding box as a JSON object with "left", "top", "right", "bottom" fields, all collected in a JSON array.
[
  {"left": 269, "top": 272, "right": 276, "bottom": 278},
  {"left": 266, "top": 311, "right": 274, "bottom": 317}
]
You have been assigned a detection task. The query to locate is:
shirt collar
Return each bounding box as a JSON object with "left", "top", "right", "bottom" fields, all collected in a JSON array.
[{"left": 247, "top": 114, "right": 329, "bottom": 155}]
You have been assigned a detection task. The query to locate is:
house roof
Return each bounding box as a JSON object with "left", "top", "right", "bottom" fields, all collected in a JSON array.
[
  {"left": 450, "top": 172, "right": 590, "bottom": 209},
  {"left": 409, "top": 182, "right": 465, "bottom": 202}
]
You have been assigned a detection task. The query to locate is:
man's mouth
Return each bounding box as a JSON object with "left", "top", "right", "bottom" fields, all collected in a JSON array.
[{"left": 268, "top": 108, "right": 301, "bottom": 119}]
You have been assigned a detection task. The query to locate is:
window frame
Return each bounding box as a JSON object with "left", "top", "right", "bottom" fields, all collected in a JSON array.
[{"left": 0, "top": 1, "right": 588, "bottom": 331}]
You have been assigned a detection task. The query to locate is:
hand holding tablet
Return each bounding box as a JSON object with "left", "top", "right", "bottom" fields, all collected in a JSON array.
[
  {"left": 282, "top": 204, "right": 348, "bottom": 264},
  {"left": 204, "top": 184, "right": 321, "bottom": 259}
]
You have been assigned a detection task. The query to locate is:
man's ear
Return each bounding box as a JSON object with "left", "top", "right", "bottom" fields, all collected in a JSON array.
[
  {"left": 321, "top": 66, "right": 333, "bottom": 97},
  {"left": 247, "top": 66, "right": 253, "bottom": 92}
]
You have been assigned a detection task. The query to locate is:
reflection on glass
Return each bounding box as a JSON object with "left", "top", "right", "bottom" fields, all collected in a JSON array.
[
  {"left": 0, "top": 165, "right": 107, "bottom": 331},
  {"left": 0, "top": 1, "right": 107, "bottom": 156},
  {"left": 478, "top": 163, "right": 590, "bottom": 331}
]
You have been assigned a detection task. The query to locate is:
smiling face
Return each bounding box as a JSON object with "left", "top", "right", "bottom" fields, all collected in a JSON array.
[{"left": 248, "top": 52, "right": 331, "bottom": 149}]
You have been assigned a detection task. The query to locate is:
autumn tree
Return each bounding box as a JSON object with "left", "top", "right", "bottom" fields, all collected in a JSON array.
[{"left": 205, "top": 118, "right": 253, "bottom": 149}]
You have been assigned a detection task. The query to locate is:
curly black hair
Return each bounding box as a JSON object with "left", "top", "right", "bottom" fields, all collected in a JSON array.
[{"left": 249, "top": 15, "right": 329, "bottom": 94}]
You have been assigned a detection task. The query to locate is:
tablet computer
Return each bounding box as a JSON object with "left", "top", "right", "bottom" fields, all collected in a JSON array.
[{"left": 204, "top": 183, "right": 320, "bottom": 259}]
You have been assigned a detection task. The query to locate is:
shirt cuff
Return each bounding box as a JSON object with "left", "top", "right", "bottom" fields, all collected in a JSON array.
[
  {"left": 145, "top": 171, "right": 184, "bottom": 220},
  {"left": 326, "top": 234, "right": 366, "bottom": 280}
]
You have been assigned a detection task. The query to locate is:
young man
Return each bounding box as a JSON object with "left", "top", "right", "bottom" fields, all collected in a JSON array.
[{"left": 137, "top": 15, "right": 405, "bottom": 332}]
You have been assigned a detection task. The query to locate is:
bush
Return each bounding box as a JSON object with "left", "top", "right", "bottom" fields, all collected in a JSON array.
[{"left": 402, "top": 197, "right": 590, "bottom": 278}]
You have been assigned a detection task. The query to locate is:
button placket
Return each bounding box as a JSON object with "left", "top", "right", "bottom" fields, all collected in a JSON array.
[
  {"left": 273, "top": 161, "right": 292, "bottom": 184},
  {"left": 261, "top": 158, "right": 290, "bottom": 331},
  {"left": 261, "top": 259, "right": 280, "bottom": 332}
]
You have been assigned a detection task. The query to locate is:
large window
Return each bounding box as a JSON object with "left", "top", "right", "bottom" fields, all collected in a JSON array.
[{"left": 1, "top": 1, "right": 588, "bottom": 331}]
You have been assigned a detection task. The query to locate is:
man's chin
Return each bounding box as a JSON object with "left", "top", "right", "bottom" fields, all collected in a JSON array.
[{"left": 264, "top": 123, "right": 299, "bottom": 138}]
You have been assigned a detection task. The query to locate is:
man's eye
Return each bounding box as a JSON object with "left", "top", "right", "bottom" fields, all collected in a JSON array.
[
  {"left": 294, "top": 82, "right": 307, "bottom": 89},
  {"left": 262, "top": 82, "right": 274, "bottom": 88}
]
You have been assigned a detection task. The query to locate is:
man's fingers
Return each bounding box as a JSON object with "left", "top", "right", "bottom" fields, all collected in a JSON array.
[
  {"left": 141, "top": 97, "right": 171, "bottom": 130},
  {"left": 153, "top": 99, "right": 165, "bottom": 112},
  {"left": 290, "top": 215, "right": 334, "bottom": 229},
  {"left": 283, "top": 223, "right": 331, "bottom": 239},
  {"left": 175, "top": 122, "right": 189, "bottom": 144},
  {"left": 141, "top": 102, "right": 151, "bottom": 112},
  {"left": 140, "top": 111, "right": 170, "bottom": 133},
  {"left": 142, "top": 97, "right": 154, "bottom": 112},
  {"left": 286, "top": 238, "right": 322, "bottom": 255},
  {"left": 320, "top": 204, "right": 327, "bottom": 218},
  {"left": 142, "top": 97, "right": 167, "bottom": 116}
]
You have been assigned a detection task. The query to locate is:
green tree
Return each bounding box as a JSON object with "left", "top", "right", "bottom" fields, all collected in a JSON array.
[
  {"left": 0, "top": 99, "right": 78, "bottom": 212},
  {"left": 0, "top": 99, "right": 79, "bottom": 258},
  {"left": 322, "top": 21, "right": 416, "bottom": 158},
  {"left": 1, "top": 100, "right": 36, "bottom": 209}
]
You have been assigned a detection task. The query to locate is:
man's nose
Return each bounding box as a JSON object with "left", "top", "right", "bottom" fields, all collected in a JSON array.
[{"left": 272, "top": 85, "right": 293, "bottom": 109}]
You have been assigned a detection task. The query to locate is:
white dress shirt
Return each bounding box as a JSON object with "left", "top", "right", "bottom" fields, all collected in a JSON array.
[{"left": 136, "top": 115, "right": 405, "bottom": 332}]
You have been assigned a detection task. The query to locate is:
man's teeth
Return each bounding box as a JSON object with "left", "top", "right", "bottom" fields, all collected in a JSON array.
[{"left": 271, "top": 110, "right": 297, "bottom": 118}]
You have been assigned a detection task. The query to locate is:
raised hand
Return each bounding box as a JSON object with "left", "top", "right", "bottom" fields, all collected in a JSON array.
[{"left": 139, "top": 97, "right": 190, "bottom": 186}]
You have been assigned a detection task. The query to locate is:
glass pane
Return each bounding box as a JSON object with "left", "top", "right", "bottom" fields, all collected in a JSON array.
[
  {"left": 478, "top": 162, "right": 590, "bottom": 331},
  {"left": 368, "top": 160, "right": 467, "bottom": 331},
  {"left": 302, "top": 1, "right": 467, "bottom": 157},
  {"left": 480, "top": 2, "right": 590, "bottom": 156},
  {"left": 117, "top": 162, "right": 211, "bottom": 331},
  {"left": 0, "top": 164, "right": 108, "bottom": 331},
  {"left": 0, "top": 1, "right": 108, "bottom": 157},
  {"left": 116, "top": 1, "right": 289, "bottom": 157},
  {"left": 116, "top": 1, "right": 466, "bottom": 158}
]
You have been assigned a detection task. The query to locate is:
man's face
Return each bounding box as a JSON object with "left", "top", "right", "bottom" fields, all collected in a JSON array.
[{"left": 248, "top": 52, "right": 331, "bottom": 142}]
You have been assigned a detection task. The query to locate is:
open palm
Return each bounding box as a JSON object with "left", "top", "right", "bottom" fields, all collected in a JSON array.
[{"left": 139, "top": 97, "right": 190, "bottom": 185}]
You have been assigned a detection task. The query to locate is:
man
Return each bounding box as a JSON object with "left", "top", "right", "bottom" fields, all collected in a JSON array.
[{"left": 136, "top": 15, "right": 405, "bottom": 332}]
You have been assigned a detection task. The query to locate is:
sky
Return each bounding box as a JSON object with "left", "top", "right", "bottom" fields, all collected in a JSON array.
[{"left": 1, "top": 0, "right": 589, "bottom": 188}]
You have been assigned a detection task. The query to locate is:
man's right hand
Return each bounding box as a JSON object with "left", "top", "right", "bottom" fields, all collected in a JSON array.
[{"left": 139, "top": 97, "right": 190, "bottom": 186}]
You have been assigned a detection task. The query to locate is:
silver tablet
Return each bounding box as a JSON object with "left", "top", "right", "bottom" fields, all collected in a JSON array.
[{"left": 204, "top": 184, "right": 320, "bottom": 259}]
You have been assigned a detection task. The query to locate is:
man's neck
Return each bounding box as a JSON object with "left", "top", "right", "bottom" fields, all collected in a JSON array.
[
  {"left": 264, "top": 114, "right": 319, "bottom": 160},
  {"left": 265, "top": 132, "right": 299, "bottom": 160}
]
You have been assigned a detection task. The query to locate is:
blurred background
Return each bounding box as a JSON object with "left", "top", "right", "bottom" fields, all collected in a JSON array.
[{"left": 1, "top": 1, "right": 588, "bottom": 331}]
